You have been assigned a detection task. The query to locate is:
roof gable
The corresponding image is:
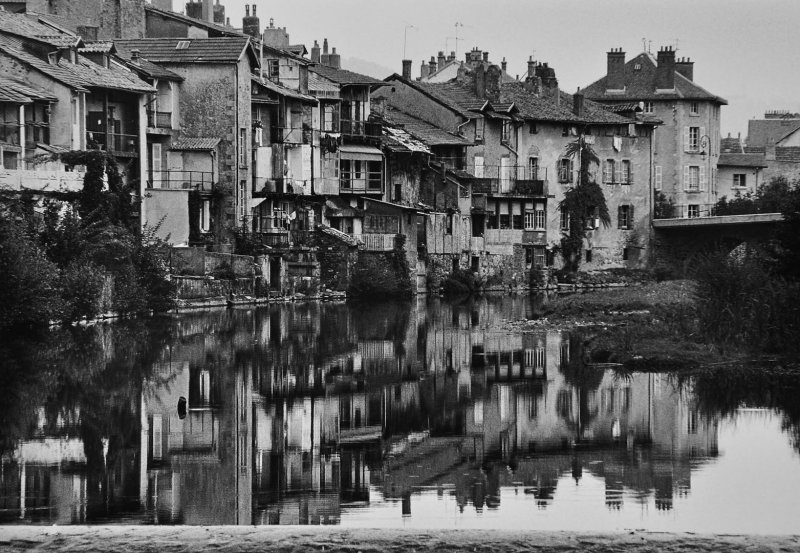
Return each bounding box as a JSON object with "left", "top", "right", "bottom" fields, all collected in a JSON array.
[{"left": 114, "top": 37, "right": 257, "bottom": 66}]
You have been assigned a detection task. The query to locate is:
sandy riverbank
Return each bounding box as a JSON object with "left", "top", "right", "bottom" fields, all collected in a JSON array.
[{"left": 1, "top": 526, "right": 798, "bottom": 552}]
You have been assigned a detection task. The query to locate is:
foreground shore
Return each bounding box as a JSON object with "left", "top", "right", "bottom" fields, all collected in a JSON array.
[{"left": 0, "top": 526, "right": 798, "bottom": 552}]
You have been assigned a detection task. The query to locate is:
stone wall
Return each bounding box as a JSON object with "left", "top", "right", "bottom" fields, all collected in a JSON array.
[
  {"left": 172, "top": 275, "right": 255, "bottom": 300},
  {"left": 170, "top": 247, "right": 255, "bottom": 278}
]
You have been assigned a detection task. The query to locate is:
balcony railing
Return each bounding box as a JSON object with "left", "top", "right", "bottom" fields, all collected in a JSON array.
[
  {"left": 339, "top": 177, "right": 382, "bottom": 194},
  {"left": 340, "top": 119, "right": 382, "bottom": 138},
  {"left": 466, "top": 165, "right": 547, "bottom": 196},
  {"left": 147, "top": 170, "right": 215, "bottom": 191},
  {"left": 654, "top": 203, "right": 716, "bottom": 219},
  {"left": 251, "top": 229, "right": 317, "bottom": 248},
  {"left": 352, "top": 233, "right": 396, "bottom": 251},
  {"left": 147, "top": 110, "right": 172, "bottom": 129},
  {"left": 86, "top": 131, "right": 139, "bottom": 154}
]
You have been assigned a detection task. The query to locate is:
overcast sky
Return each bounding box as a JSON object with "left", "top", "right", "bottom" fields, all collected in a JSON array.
[{"left": 219, "top": 0, "right": 800, "bottom": 137}]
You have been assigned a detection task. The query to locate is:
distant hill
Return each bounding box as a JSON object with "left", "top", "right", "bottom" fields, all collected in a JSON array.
[{"left": 341, "top": 57, "right": 395, "bottom": 80}]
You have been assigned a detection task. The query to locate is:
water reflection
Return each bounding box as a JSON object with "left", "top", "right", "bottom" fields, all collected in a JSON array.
[{"left": 0, "top": 297, "right": 798, "bottom": 532}]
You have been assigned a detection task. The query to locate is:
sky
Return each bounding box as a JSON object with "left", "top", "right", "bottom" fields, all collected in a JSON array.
[{"left": 215, "top": 0, "right": 800, "bottom": 137}]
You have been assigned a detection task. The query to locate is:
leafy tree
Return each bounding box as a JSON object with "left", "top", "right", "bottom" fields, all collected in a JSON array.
[{"left": 558, "top": 136, "right": 610, "bottom": 272}]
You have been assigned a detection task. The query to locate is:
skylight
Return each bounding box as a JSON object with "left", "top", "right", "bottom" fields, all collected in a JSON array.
[{"left": 176, "top": 40, "right": 191, "bottom": 50}]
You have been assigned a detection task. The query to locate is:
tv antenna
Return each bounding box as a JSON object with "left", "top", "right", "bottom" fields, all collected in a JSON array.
[{"left": 403, "top": 24, "right": 417, "bottom": 59}]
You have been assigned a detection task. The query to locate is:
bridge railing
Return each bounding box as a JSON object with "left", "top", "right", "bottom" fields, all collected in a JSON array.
[{"left": 655, "top": 203, "right": 716, "bottom": 219}]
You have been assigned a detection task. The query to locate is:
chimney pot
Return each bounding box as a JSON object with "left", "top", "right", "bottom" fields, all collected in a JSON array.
[
  {"left": 252, "top": 4, "right": 256, "bottom": 16},
  {"left": 323, "top": 38, "right": 328, "bottom": 54},
  {"left": 656, "top": 46, "right": 677, "bottom": 89},
  {"left": 573, "top": 87, "right": 584, "bottom": 117},
  {"left": 245, "top": 4, "right": 249, "bottom": 16},
  {"left": 606, "top": 47, "right": 626, "bottom": 90}
]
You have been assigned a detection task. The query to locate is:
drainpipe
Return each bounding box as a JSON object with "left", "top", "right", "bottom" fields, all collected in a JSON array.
[{"left": 18, "top": 105, "right": 25, "bottom": 168}]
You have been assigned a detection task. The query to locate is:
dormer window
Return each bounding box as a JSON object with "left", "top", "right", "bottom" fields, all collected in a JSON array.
[
  {"left": 634, "top": 63, "right": 641, "bottom": 71},
  {"left": 176, "top": 40, "right": 191, "bottom": 50}
]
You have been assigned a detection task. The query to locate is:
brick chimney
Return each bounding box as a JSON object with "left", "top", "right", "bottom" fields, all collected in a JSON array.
[
  {"left": 537, "top": 62, "right": 559, "bottom": 102},
  {"left": 474, "top": 63, "right": 486, "bottom": 99},
  {"left": 152, "top": 0, "right": 173, "bottom": 10},
  {"left": 429, "top": 56, "right": 437, "bottom": 74},
  {"left": 185, "top": 1, "right": 201, "bottom": 19},
  {"left": 573, "top": 87, "right": 584, "bottom": 117},
  {"left": 402, "top": 59, "right": 412, "bottom": 79},
  {"left": 437, "top": 51, "right": 446, "bottom": 69},
  {"left": 420, "top": 60, "right": 429, "bottom": 79},
  {"left": 310, "top": 40, "right": 320, "bottom": 63},
  {"left": 320, "top": 38, "right": 330, "bottom": 66},
  {"left": 606, "top": 47, "right": 625, "bottom": 90},
  {"left": 485, "top": 65, "right": 501, "bottom": 101},
  {"left": 656, "top": 46, "right": 676, "bottom": 90},
  {"left": 675, "top": 57, "right": 694, "bottom": 81},
  {"left": 329, "top": 47, "right": 341, "bottom": 69},
  {"left": 523, "top": 56, "right": 540, "bottom": 95},
  {"left": 242, "top": 5, "right": 261, "bottom": 40},
  {"left": 483, "top": 51, "right": 489, "bottom": 63},
  {"left": 501, "top": 57, "right": 507, "bottom": 72},
  {"left": 202, "top": 0, "right": 213, "bottom": 22}
]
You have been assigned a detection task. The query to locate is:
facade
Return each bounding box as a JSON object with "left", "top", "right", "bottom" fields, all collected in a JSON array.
[
  {"left": 379, "top": 57, "right": 657, "bottom": 274},
  {"left": 716, "top": 152, "right": 767, "bottom": 200},
  {"left": 582, "top": 47, "right": 727, "bottom": 219},
  {"left": 0, "top": 11, "right": 153, "bottom": 210},
  {"left": 744, "top": 110, "right": 800, "bottom": 183}
]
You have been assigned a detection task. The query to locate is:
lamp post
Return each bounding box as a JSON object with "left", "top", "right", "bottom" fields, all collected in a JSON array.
[{"left": 699, "top": 134, "right": 713, "bottom": 212}]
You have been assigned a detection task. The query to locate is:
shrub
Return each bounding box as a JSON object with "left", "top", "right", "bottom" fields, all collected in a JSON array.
[
  {"left": 441, "top": 268, "right": 479, "bottom": 296},
  {"left": 60, "top": 260, "right": 105, "bottom": 321},
  {"left": 349, "top": 251, "right": 412, "bottom": 298}
]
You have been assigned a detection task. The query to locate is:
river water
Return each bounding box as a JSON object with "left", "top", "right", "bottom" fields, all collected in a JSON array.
[{"left": 1, "top": 296, "right": 799, "bottom": 533}]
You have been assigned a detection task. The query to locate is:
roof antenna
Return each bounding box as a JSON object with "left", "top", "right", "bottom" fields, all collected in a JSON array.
[{"left": 642, "top": 37, "right": 647, "bottom": 52}]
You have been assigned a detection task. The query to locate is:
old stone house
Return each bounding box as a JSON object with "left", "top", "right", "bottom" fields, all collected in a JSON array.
[
  {"left": 582, "top": 47, "right": 727, "bottom": 219},
  {"left": 744, "top": 111, "right": 800, "bottom": 184}
]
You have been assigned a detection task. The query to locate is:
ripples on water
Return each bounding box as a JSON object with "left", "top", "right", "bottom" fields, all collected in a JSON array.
[{"left": 1, "top": 296, "right": 799, "bottom": 533}]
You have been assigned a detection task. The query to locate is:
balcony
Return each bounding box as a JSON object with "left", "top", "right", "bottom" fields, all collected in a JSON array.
[
  {"left": 270, "top": 126, "right": 310, "bottom": 145},
  {"left": 86, "top": 131, "right": 139, "bottom": 155},
  {"left": 147, "top": 170, "right": 216, "bottom": 191},
  {"left": 147, "top": 110, "right": 172, "bottom": 130},
  {"left": 0, "top": 122, "right": 20, "bottom": 146},
  {"left": 251, "top": 229, "right": 317, "bottom": 248},
  {"left": 340, "top": 119, "right": 382, "bottom": 143},
  {"left": 466, "top": 166, "right": 547, "bottom": 197}
]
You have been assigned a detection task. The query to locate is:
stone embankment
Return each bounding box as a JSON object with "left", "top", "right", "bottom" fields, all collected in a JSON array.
[{"left": 0, "top": 527, "right": 797, "bottom": 553}]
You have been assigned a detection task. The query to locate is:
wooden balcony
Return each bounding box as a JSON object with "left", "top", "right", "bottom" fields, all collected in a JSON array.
[{"left": 352, "top": 233, "right": 396, "bottom": 251}]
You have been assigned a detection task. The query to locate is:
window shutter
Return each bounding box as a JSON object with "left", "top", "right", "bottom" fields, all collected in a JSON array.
[
  {"left": 683, "top": 165, "right": 690, "bottom": 191},
  {"left": 615, "top": 163, "right": 622, "bottom": 184},
  {"left": 700, "top": 127, "right": 706, "bottom": 151},
  {"left": 700, "top": 166, "right": 707, "bottom": 191},
  {"left": 655, "top": 166, "right": 662, "bottom": 190},
  {"left": 617, "top": 205, "right": 624, "bottom": 228},
  {"left": 629, "top": 205, "right": 634, "bottom": 226},
  {"left": 684, "top": 126, "right": 690, "bottom": 152}
]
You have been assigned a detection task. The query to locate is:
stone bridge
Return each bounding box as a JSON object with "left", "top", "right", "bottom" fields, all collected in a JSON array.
[{"left": 652, "top": 213, "right": 783, "bottom": 275}]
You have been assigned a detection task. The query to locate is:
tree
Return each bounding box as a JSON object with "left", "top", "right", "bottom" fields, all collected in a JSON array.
[{"left": 558, "top": 136, "right": 610, "bottom": 272}]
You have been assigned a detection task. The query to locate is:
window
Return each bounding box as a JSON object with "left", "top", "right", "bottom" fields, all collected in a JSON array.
[
  {"left": 366, "top": 160, "right": 382, "bottom": 190},
  {"left": 620, "top": 160, "right": 631, "bottom": 184},
  {"left": 528, "top": 156, "right": 539, "bottom": 180},
  {"left": 687, "top": 126, "right": 702, "bottom": 152},
  {"left": 644, "top": 101, "right": 654, "bottom": 114},
  {"left": 560, "top": 207, "right": 570, "bottom": 232},
  {"left": 690, "top": 101, "right": 699, "bottom": 115},
  {"left": 267, "top": 59, "right": 279, "bottom": 79},
  {"left": 634, "top": 63, "right": 642, "bottom": 71},
  {"left": 323, "top": 104, "right": 337, "bottom": 132},
  {"left": 446, "top": 213, "right": 453, "bottom": 234},
  {"left": 200, "top": 199, "right": 211, "bottom": 233},
  {"left": 733, "top": 173, "right": 747, "bottom": 188},
  {"left": 176, "top": 40, "right": 190, "bottom": 49},
  {"left": 525, "top": 246, "right": 533, "bottom": 269},
  {"left": 688, "top": 204, "right": 700, "bottom": 218},
  {"left": 534, "top": 202, "right": 545, "bottom": 230},
  {"left": 603, "top": 159, "right": 616, "bottom": 184},
  {"left": 474, "top": 117, "right": 484, "bottom": 141},
  {"left": 687, "top": 165, "right": 700, "bottom": 191},
  {"left": 340, "top": 159, "right": 352, "bottom": 188},
  {"left": 534, "top": 247, "right": 546, "bottom": 269},
  {"left": 558, "top": 158, "right": 572, "bottom": 183},
  {"left": 529, "top": 122, "right": 538, "bottom": 134},
  {"left": 618, "top": 204, "right": 633, "bottom": 229},
  {"left": 238, "top": 180, "right": 246, "bottom": 222},
  {"left": 501, "top": 120, "right": 512, "bottom": 143},
  {"left": 239, "top": 128, "right": 247, "bottom": 166},
  {"left": 586, "top": 249, "right": 593, "bottom": 263},
  {"left": 654, "top": 165, "right": 662, "bottom": 191}
]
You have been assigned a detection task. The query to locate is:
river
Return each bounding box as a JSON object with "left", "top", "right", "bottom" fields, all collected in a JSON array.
[{"left": 1, "top": 296, "right": 799, "bottom": 533}]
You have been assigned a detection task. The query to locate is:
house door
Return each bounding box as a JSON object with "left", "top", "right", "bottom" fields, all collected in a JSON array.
[
  {"left": 269, "top": 258, "right": 281, "bottom": 291},
  {"left": 500, "top": 157, "right": 512, "bottom": 193},
  {"left": 151, "top": 142, "right": 162, "bottom": 188}
]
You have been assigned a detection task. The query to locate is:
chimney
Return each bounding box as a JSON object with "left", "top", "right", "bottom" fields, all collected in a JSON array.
[
  {"left": 311, "top": 40, "right": 320, "bottom": 63},
  {"left": 402, "top": 59, "right": 412, "bottom": 79},
  {"left": 448, "top": 51, "right": 455, "bottom": 62},
  {"left": 606, "top": 47, "right": 626, "bottom": 90},
  {"left": 527, "top": 56, "right": 535, "bottom": 79},
  {"left": 537, "top": 62, "right": 559, "bottom": 103},
  {"left": 655, "top": 46, "right": 676, "bottom": 90},
  {"left": 152, "top": 0, "right": 173, "bottom": 11},
  {"left": 485, "top": 65, "right": 501, "bottom": 101},
  {"left": 573, "top": 87, "right": 584, "bottom": 117},
  {"left": 437, "top": 51, "right": 446, "bottom": 69},
  {"left": 501, "top": 57, "right": 507, "bottom": 72},
  {"left": 213, "top": 0, "right": 225, "bottom": 24},
  {"left": 320, "top": 38, "right": 330, "bottom": 66},
  {"left": 429, "top": 56, "right": 437, "bottom": 74},
  {"left": 474, "top": 63, "right": 486, "bottom": 99},
  {"left": 323, "top": 38, "right": 329, "bottom": 54},
  {"left": 420, "top": 60, "right": 429, "bottom": 79},
  {"left": 130, "top": 48, "right": 140, "bottom": 63},
  {"left": 242, "top": 4, "right": 261, "bottom": 40},
  {"left": 185, "top": 1, "right": 202, "bottom": 19},
  {"left": 202, "top": 0, "right": 213, "bottom": 22},
  {"left": 675, "top": 56, "right": 694, "bottom": 81},
  {"left": 483, "top": 51, "right": 489, "bottom": 63},
  {"left": 329, "top": 47, "right": 341, "bottom": 69},
  {"left": 523, "top": 57, "right": 541, "bottom": 95}
]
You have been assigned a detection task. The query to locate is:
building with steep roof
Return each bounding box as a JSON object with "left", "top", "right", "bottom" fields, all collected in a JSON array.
[
  {"left": 744, "top": 111, "right": 800, "bottom": 183},
  {"left": 716, "top": 152, "right": 767, "bottom": 200},
  {"left": 379, "top": 58, "right": 659, "bottom": 273},
  {"left": 582, "top": 47, "right": 727, "bottom": 217}
]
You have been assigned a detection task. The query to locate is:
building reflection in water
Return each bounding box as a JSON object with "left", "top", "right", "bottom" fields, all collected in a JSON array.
[{"left": 0, "top": 298, "right": 720, "bottom": 526}]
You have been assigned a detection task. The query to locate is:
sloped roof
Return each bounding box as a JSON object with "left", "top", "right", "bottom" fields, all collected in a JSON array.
[
  {"left": 114, "top": 37, "right": 255, "bottom": 65},
  {"left": 717, "top": 153, "right": 767, "bottom": 167},
  {"left": 0, "top": 75, "right": 56, "bottom": 103},
  {"left": 287, "top": 44, "right": 307, "bottom": 56},
  {"left": 251, "top": 75, "right": 317, "bottom": 104},
  {"left": 170, "top": 137, "right": 220, "bottom": 151},
  {"left": 720, "top": 135, "right": 744, "bottom": 153},
  {"left": 308, "top": 72, "right": 340, "bottom": 97},
  {"left": 65, "top": 56, "right": 155, "bottom": 92},
  {"left": 79, "top": 41, "right": 115, "bottom": 54},
  {"left": 382, "top": 125, "right": 432, "bottom": 154},
  {"left": 775, "top": 146, "right": 800, "bottom": 162},
  {"left": 581, "top": 52, "right": 727, "bottom": 104},
  {"left": 380, "top": 105, "right": 471, "bottom": 146},
  {"left": 0, "top": 35, "right": 89, "bottom": 90},
  {"left": 746, "top": 118, "right": 800, "bottom": 148},
  {"left": 143, "top": 4, "right": 243, "bottom": 38},
  {"left": 0, "top": 11, "right": 81, "bottom": 48},
  {"left": 112, "top": 43, "right": 184, "bottom": 81},
  {"left": 310, "top": 63, "right": 384, "bottom": 86}
]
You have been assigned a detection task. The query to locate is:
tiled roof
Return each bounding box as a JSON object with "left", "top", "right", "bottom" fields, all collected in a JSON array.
[
  {"left": 0, "top": 75, "right": 56, "bottom": 103},
  {"left": 416, "top": 80, "right": 486, "bottom": 114},
  {"left": 746, "top": 118, "right": 800, "bottom": 148},
  {"left": 775, "top": 146, "right": 800, "bottom": 162},
  {"left": 252, "top": 75, "right": 317, "bottom": 104},
  {"left": 717, "top": 153, "right": 767, "bottom": 167},
  {"left": 603, "top": 102, "right": 642, "bottom": 113},
  {"left": 581, "top": 52, "right": 727, "bottom": 104},
  {"left": 0, "top": 11, "right": 81, "bottom": 48},
  {"left": 380, "top": 105, "right": 471, "bottom": 146},
  {"left": 310, "top": 64, "right": 384, "bottom": 86},
  {"left": 112, "top": 43, "right": 184, "bottom": 81},
  {"left": 287, "top": 44, "right": 307, "bottom": 56},
  {"left": 79, "top": 41, "right": 115, "bottom": 54},
  {"left": 308, "top": 72, "right": 340, "bottom": 97},
  {"left": 720, "top": 136, "right": 744, "bottom": 153},
  {"left": 261, "top": 42, "right": 310, "bottom": 65},
  {"left": 0, "top": 35, "right": 89, "bottom": 90},
  {"left": 170, "top": 137, "right": 221, "bottom": 151},
  {"left": 114, "top": 37, "right": 253, "bottom": 64},
  {"left": 382, "top": 125, "right": 432, "bottom": 154},
  {"left": 143, "top": 4, "right": 243, "bottom": 37}
]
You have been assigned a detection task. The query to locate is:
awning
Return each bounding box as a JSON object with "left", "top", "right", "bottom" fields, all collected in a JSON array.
[
  {"left": 339, "top": 144, "right": 383, "bottom": 161},
  {"left": 251, "top": 198, "right": 266, "bottom": 209}
]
